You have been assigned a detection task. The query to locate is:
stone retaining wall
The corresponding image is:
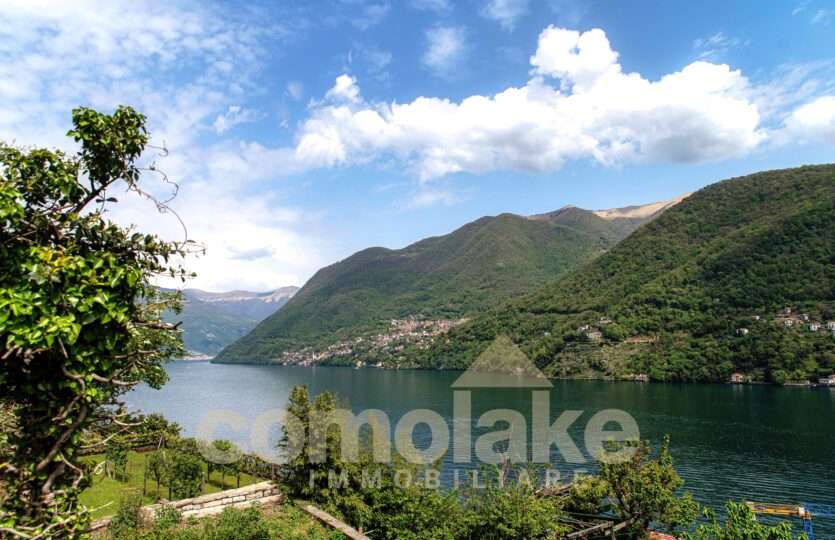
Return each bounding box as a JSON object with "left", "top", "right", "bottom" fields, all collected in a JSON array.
[{"left": 89, "top": 481, "right": 283, "bottom": 532}]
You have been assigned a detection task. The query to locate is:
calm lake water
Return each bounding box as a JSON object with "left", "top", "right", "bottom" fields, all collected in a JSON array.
[{"left": 130, "top": 361, "right": 835, "bottom": 534}]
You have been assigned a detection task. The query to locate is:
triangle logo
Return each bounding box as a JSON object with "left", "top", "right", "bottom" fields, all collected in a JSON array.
[{"left": 451, "top": 335, "right": 553, "bottom": 388}]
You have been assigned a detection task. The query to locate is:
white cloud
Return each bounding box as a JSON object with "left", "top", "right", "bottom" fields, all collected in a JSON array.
[
  {"left": 295, "top": 26, "right": 766, "bottom": 180},
  {"left": 402, "top": 187, "right": 470, "bottom": 209},
  {"left": 0, "top": 0, "right": 326, "bottom": 291},
  {"left": 692, "top": 32, "right": 747, "bottom": 60},
  {"left": 286, "top": 80, "right": 305, "bottom": 100},
  {"left": 792, "top": 1, "right": 810, "bottom": 15},
  {"left": 352, "top": 2, "right": 390, "bottom": 30},
  {"left": 811, "top": 8, "right": 833, "bottom": 24},
  {"left": 421, "top": 26, "right": 467, "bottom": 77},
  {"left": 784, "top": 95, "right": 835, "bottom": 145},
  {"left": 213, "top": 106, "right": 260, "bottom": 134},
  {"left": 410, "top": 0, "right": 450, "bottom": 11},
  {"left": 481, "top": 0, "right": 529, "bottom": 30}
]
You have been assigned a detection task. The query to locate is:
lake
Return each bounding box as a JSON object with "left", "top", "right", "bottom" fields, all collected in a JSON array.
[{"left": 130, "top": 361, "right": 835, "bottom": 534}]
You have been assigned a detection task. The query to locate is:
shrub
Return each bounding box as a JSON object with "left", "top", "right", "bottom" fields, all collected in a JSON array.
[
  {"left": 154, "top": 504, "right": 182, "bottom": 531},
  {"left": 202, "top": 504, "right": 270, "bottom": 540},
  {"left": 109, "top": 491, "right": 145, "bottom": 539},
  {"left": 171, "top": 453, "right": 203, "bottom": 499}
]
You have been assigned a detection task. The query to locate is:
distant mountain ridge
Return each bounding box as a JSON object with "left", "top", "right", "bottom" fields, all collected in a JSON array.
[
  {"left": 183, "top": 287, "right": 299, "bottom": 321},
  {"left": 165, "top": 286, "right": 299, "bottom": 358},
  {"left": 214, "top": 197, "right": 680, "bottom": 365}
]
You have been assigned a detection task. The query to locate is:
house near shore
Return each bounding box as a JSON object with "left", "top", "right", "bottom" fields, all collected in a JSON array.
[
  {"left": 819, "top": 374, "right": 835, "bottom": 386},
  {"left": 628, "top": 373, "right": 649, "bottom": 382},
  {"left": 730, "top": 373, "right": 746, "bottom": 383}
]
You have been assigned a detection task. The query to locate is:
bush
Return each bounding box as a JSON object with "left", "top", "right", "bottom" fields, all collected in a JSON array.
[
  {"left": 171, "top": 453, "right": 203, "bottom": 499},
  {"left": 109, "top": 492, "right": 144, "bottom": 539},
  {"left": 202, "top": 504, "right": 270, "bottom": 540},
  {"left": 154, "top": 504, "right": 182, "bottom": 531}
]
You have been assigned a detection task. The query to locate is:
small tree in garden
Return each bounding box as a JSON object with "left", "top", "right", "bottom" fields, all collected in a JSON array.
[
  {"left": 147, "top": 451, "right": 168, "bottom": 499},
  {"left": 171, "top": 453, "right": 203, "bottom": 499},
  {"left": 105, "top": 437, "right": 130, "bottom": 482},
  {"left": 0, "top": 106, "right": 198, "bottom": 538}
]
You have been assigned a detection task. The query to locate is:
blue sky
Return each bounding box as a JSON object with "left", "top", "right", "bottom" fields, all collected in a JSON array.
[{"left": 1, "top": 0, "right": 834, "bottom": 291}]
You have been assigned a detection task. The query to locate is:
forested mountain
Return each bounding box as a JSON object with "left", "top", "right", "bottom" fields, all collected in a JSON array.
[
  {"left": 164, "top": 287, "right": 298, "bottom": 357},
  {"left": 420, "top": 165, "right": 835, "bottom": 383},
  {"left": 214, "top": 202, "right": 673, "bottom": 364}
]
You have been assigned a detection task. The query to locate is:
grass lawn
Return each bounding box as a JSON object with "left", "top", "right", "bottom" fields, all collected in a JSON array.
[
  {"left": 79, "top": 451, "right": 264, "bottom": 519},
  {"left": 89, "top": 501, "right": 345, "bottom": 539}
]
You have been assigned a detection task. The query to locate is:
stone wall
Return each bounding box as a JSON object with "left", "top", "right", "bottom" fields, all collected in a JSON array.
[{"left": 89, "top": 481, "right": 283, "bottom": 532}]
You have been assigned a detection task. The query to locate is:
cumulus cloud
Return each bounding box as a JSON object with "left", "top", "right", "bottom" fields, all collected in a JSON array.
[
  {"left": 421, "top": 26, "right": 467, "bottom": 77},
  {"left": 481, "top": 0, "right": 529, "bottom": 30},
  {"left": 0, "top": 0, "right": 326, "bottom": 291},
  {"left": 295, "top": 26, "right": 766, "bottom": 180},
  {"left": 784, "top": 95, "right": 835, "bottom": 144}
]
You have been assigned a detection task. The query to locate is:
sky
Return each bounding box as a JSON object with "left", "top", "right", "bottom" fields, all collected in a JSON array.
[{"left": 1, "top": 0, "right": 834, "bottom": 292}]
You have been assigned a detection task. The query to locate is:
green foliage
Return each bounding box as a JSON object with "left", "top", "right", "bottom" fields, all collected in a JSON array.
[
  {"left": 154, "top": 505, "right": 182, "bottom": 531},
  {"left": 461, "top": 465, "right": 568, "bottom": 540},
  {"left": 569, "top": 436, "right": 698, "bottom": 538},
  {"left": 682, "top": 502, "right": 804, "bottom": 540},
  {"left": 109, "top": 491, "right": 145, "bottom": 539},
  {"left": 0, "top": 106, "right": 194, "bottom": 538},
  {"left": 426, "top": 165, "right": 835, "bottom": 381},
  {"left": 216, "top": 208, "right": 643, "bottom": 364},
  {"left": 170, "top": 453, "right": 203, "bottom": 499},
  {"left": 202, "top": 505, "right": 270, "bottom": 540},
  {"left": 106, "top": 437, "right": 130, "bottom": 481}
]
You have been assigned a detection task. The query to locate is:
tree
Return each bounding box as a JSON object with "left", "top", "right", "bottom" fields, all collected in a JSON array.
[
  {"left": 147, "top": 451, "right": 168, "bottom": 499},
  {"left": 105, "top": 437, "right": 130, "bottom": 482},
  {"left": 170, "top": 453, "right": 203, "bottom": 499},
  {"left": 682, "top": 502, "right": 803, "bottom": 540},
  {"left": 0, "top": 106, "right": 196, "bottom": 538},
  {"left": 569, "top": 436, "right": 698, "bottom": 538}
]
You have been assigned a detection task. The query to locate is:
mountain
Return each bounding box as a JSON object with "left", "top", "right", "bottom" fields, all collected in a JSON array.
[
  {"left": 183, "top": 287, "right": 298, "bottom": 321},
  {"left": 164, "top": 287, "right": 298, "bottom": 358},
  {"left": 214, "top": 200, "right": 676, "bottom": 364},
  {"left": 420, "top": 165, "right": 835, "bottom": 383}
]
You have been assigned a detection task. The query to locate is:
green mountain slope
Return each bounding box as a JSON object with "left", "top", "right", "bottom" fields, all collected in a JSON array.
[
  {"left": 421, "top": 165, "right": 835, "bottom": 383},
  {"left": 164, "top": 288, "right": 298, "bottom": 357},
  {"left": 215, "top": 208, "right": 651, "bottom": 364}
]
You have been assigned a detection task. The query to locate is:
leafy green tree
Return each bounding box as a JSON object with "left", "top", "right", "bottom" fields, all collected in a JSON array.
[
  {"left": 570, "top": 436, "right": 698, "bottom": 538},
  {"left": 106, "top": 436, "right": 130, "bottom": 482},
  {"left": 682, "top": 502, "right": 804, "bottom": 540},
  {"left": 170, "top": 453, "right": 203, "bottom": 499},
  {"left": 147, "top": 451, "right": 169, "bottom": 499},
  {"left": 462, "top": 465, "right": 568, "bottom": 540},
  {"left": 0, "top": 106, "right": 195, "bottom": 538}
]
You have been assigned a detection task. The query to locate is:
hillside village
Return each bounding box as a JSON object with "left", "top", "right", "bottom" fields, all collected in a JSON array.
[{"left": 274, "top": 316, "right": 469, "bottom": 366}]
